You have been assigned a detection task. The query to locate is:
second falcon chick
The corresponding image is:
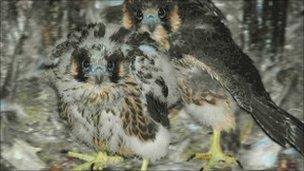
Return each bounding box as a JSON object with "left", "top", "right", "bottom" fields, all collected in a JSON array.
[
  {"left": 121, "top": 0, "right": 304, "bottom": 169},
  {"left": 121, "top": 1, "right": 238, "bottom": 169}
]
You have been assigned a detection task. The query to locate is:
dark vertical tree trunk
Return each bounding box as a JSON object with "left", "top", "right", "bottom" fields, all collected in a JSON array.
[
  {"left": 242, "top": 0, "right": 289, "bottom": 63},
  {"left": 261, "top": 0, "right": 273, "bottom": 53},
  {"left": 271, "top": 0, "right": 288, "bottom": 61},
  {"left": 242, "top": 0, "right": 258, "bottom": 50}
]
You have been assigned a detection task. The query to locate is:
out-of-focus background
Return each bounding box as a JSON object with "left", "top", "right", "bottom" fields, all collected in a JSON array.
[{"left": 0, "top": 0, "right": 303, "bottom": 170}]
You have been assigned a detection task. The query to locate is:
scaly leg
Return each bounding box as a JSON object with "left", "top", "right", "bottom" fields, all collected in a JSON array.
[
  {"left": 68, "top": 151, "right": 123, "bottom": 171},
  {"left": 140, "top": 158, "right": 149, "bottom": 171},
  {"left": 193, "top": 130, "right": 237, "bottom": 170}
]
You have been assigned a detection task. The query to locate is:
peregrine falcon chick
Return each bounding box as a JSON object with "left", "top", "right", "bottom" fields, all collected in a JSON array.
[{"left": 45, "top": 23, "right": 178, "bottom": 171}]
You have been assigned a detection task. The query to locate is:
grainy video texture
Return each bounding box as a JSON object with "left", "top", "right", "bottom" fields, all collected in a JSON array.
[{"left": 1, "top": 0, "right": 303, "bottom": 170}]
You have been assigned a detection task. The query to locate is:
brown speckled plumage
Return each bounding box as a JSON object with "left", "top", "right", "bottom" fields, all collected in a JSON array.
[{"left": 45, "top": 22, "right": 178, "bottom": 161}]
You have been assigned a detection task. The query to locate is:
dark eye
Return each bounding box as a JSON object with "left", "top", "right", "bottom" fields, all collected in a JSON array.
[
  {"left": 135, "top": 9, "right": 143, "bottom": 20},
  {"left": 82, "top": 60, "right": 90, "bottom": 68},
  {"left": 107, "top": 60, "right": 116, "bottom": 72},
  {"left": 158, "top": 7, "right": 166, "bottom": 19}
]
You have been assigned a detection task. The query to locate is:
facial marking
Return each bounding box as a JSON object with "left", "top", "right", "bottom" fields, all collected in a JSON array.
[
  {"left": 71, "top": 48, "right": 91, "bottom": 82},
  {"left": 168, "top": 5, "right": 181, "bottom": 32},
  {"left": 106, "top": 51, "right": 125, "bottom": 83},
  {"left": 152, "top": 25, "right": 170, "bottom": 50},
  {"left": 122, "top": 4, "right": 133, "bottom": 30}
]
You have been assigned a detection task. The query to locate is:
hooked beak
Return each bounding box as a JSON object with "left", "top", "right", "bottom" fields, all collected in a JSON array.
[
  {"left": 142, "top": 12, "right": 160, "bottom": 32},
  {"left": 93, "top": 66, "right": 105, "bottom": 84}
]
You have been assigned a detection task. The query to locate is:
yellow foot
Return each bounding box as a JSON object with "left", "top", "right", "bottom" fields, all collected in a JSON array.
[
  {"left": 67, "top": 151, "right": 123, "bottom": 171},
  {"left": 194, "top": 152, "right": 237, "bottom": 170},
  {"left": 140, "top": 158, "right": 149, "bottom": 171}
]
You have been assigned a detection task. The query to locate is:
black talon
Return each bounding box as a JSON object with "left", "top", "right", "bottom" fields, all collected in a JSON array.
[
  {"left": 90, "top": 162, "right": 96, "bottom": 171},
  {"left": 60, "top": 149, "right": 69, "bottom": 154},
  {"left": 236, "top": 159, "right": 243, "bottom": 169},
  {"left": 187, "top": 154, "right": 196, "bottom": 161}
]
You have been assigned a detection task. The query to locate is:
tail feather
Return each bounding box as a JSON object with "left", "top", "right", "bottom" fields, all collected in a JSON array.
[{"left": 251, "top": 97, "right": 304, "bottom": 155}]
